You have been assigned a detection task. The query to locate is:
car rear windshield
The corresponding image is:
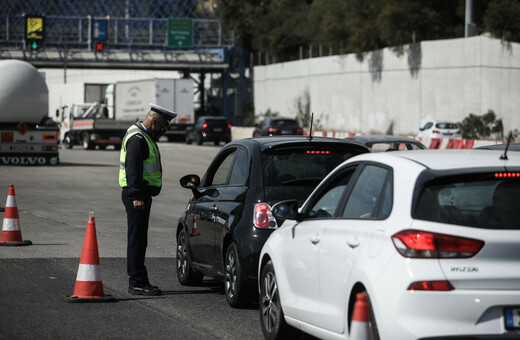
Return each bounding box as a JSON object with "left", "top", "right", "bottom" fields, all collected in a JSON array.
[
  {"left": 271, "top": 119, "right": 299, "bottom": 127},
  {"left": 414, "top": 173, "right": 520, "bottom": 229},
  {"left": 205, "top": 119, "right": 228, "bottom": 127},
  {"left": 435, "top": 123, "right": 458, "bottom": 129},
  {"left": 262, "top": 146, "right": 361, "bottom": 203}
]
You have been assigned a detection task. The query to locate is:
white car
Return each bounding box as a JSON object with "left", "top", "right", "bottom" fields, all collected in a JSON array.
[
  {"left": 259, "top": 149, "right": 520, "bottom": 340},
  {"left": 418, "top": 120, "right": 461, "bottom": 139}
]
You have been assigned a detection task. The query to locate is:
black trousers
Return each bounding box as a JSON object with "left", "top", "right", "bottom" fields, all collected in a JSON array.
[{"left": 122, "top": 189, "right": 152, "bottom": 287}]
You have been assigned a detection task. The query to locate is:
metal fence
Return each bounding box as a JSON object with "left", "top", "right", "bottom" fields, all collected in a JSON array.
[{"left": 0, "top": 15, "right": 233, "bottom": 51}]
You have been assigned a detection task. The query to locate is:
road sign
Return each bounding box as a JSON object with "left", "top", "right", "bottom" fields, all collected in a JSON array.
[
  {"left": 92, "top": 19, "right": 108, "bottom": 41},
  {"left": 25, "top": 15, "right": 44, "bottom": 50},
  {"left": 25, "top": 15, "right": 44, "bottom": 40},
  {"left": 167, "top": 18, "right": 193, "bottom": 47}
]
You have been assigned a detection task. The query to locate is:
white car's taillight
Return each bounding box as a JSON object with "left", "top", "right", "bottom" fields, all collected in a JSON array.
[
  {"left": 407, "top": 280, "right": 454, "bottom": 291},
  {"left": 253, "top": 203, "right": 278, "bottom": 229},
  {"left": 392, "top": 229, "right": 484, "bottom": 258}
]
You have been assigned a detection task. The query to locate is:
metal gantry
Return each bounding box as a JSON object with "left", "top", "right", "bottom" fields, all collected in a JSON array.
[{"left": 0, "top": 0, "right": 233, "bottom": 70}]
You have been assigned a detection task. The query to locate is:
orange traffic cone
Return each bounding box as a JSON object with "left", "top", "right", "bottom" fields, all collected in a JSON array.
[
  {"left": 350, "top": 293, "right": 374, "bottom": 340},
  {"left": 66, "top": 212, "right": 115, "bottom": 303},
  {"left": 191, "top": 214, "right": 199, "bottom": 236},
  {"left": 0, "top": 185, "right": 32, "bottom": 246}
]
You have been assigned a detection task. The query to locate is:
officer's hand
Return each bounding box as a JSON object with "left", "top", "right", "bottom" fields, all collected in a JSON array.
[{"left": 133, "top": 200, "right": 145, "bottom": 210}]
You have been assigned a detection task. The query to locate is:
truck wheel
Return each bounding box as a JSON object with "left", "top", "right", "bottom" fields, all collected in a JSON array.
[
  {"left": 82, "top": 133, "right": 94, "bottom": 150},
  {"left": 64, "top": 135, "right": 73, "bottom": 149}
]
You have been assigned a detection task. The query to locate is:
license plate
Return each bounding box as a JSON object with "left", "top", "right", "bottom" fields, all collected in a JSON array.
[
  {"left": 443, "top": 133, "right": 453, "bottom": 136},
  {"left": 281, "top": 130, "right": 292, "bottom": 134},
  {"left": 505, "top": 307, "right": 520, "bottom": 329},
  {"left": 213, "top": 128, "right": 222, "bottom": 132}
]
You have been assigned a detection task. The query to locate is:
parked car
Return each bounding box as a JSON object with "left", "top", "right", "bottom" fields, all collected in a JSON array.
[
  {"left": 176, "top": 136, "right": 369, "bottom": 307},
  {"left": 252, "top": 117, "right": 304, "bottom": 137},
  {"left": 259, "top": 150, "right": 520, "bottom": 340},
  {"left": 345, "top": 135, "right": 426, "bottom": 151},
  {"left": 418, "top": 120, "right": 461, "bottom": 139},
  {"left": 186, "top": 116, "right": 231, "bottom": 145}
]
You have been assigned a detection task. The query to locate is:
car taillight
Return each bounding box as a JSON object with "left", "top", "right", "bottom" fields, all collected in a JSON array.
[
  {"left": 253, "top": 203, "right": 278, "bottom": 229},
  {"left": 202, "top": 123, "right": 208, "bottom": 130},
  {"left": 295, "top": 127, "right": 303, "bottom": 134},
  {"left": 228, "top": 124, "right": 232, "bottom": 129},
  {"left": 407, "top": 280, "right": 454, "bottom": 291},
  {"left": 432, "top": 130, "right": 441, "bottom": 134},
  {"left": 391, "top": 229, "right": 484, "bottom": 258},
  {"left": 267, "top": 127, "right": 278, "bottom": 133},
  {"left": 455, "top": 129, "right": 461, "bottom": 134}
]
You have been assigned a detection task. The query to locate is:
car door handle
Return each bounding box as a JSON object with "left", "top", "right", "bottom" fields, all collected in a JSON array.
[
  {"left": 309, "top": 234, "right": 320, "bottom": 245},
  {"left": 346, "top": 238, "right": 360, "bottom": 248}
]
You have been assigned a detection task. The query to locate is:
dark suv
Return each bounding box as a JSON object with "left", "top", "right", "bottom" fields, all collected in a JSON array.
[
  {"left": 176, "top": 136, "right": 369, "bottom": 307},
  {"left": 252, "top": 117, "right": 304, "bottom": 137},
  {"left": 186, "top": 116, "right": 232, "bottom": 145}
]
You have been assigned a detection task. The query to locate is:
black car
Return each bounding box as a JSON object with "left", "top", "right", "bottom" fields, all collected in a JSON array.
[
  {"left": 252, "top": 117, "right": 304, "bottom": 137},
  {"left": 345, "top": 135, "right": 427, "bottom": 152},
  {"left": 186, "top": 116, "right": 232, "bottom": 145},
  {"left": 474, "top": 143, "right": 520, "bottom": 151},
  {"left": 176, "top": 136, "right": 369, "bottom": 307}
]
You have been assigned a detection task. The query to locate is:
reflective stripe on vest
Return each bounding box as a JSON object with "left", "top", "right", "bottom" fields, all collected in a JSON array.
[{"left": 119, "top": 125, "right": 162, "bottom": 188}]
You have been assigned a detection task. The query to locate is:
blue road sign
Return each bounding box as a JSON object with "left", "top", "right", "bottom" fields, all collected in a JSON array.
[{"left": 93, "top": 19, "right": 108, "bottom": 41}]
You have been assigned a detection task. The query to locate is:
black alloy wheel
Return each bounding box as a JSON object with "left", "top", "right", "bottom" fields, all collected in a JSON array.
[
  {"left": 176, "top": 229, "right": 203, "bottom": 285},
  {"left": 224, "top": 242, "right": 249, "bottom": 307},
  {"left": 260, "top": 260, "right": 292, "bottom": 339}
]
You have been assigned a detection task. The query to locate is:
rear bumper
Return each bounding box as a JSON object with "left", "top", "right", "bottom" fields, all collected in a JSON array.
[{"left": 380, "top": 289, "right": 520, "bottom": 339}]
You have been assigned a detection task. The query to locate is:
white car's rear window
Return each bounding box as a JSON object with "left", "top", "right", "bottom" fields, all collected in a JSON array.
[{"left": 414, "top": 175, "right": 520, "bottom": 229}]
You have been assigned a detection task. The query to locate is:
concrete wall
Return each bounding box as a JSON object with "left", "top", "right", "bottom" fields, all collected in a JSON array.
[{"left": 254, "top": 36, "right": 520, "bottom": 136}]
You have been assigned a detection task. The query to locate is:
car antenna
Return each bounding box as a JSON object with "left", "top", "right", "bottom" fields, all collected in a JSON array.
[
  {"left": 500, "top": 131, "right": 513, "bottom": 160},
  {"left": 307, "top": 112, "right": 314, "bottom": 141}
]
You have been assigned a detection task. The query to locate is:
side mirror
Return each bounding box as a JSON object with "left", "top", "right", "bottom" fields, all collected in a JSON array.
[
  {"left": 180, "top": 174, "right": 200, "bottom": 189},
  {"left": 272, "top": 199, "right": 300, "bottom": 221}
]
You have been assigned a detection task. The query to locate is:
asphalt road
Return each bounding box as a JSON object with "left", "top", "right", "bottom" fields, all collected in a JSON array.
[{"left": 0, "top": 143, "right": 266, "bottom": 340}]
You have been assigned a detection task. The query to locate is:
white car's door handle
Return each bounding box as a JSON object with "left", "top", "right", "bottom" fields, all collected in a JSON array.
[
  {"left": 310, "top": 234, "right": 320, "bottom": 245},
  {"left": 346, "top": 238, "right": 360, "bottom": 248}
]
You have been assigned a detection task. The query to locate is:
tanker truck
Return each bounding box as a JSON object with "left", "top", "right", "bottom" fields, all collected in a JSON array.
[{"left": 0, "top": 60, "right": 59, "bottom": 165}]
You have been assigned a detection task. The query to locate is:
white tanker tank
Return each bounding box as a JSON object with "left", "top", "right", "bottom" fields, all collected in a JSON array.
[
  {"left": 0, "top": 59, "right": 49, "bottom": 124},
  {"left": 0, "top": 59, "right": 59, "bottom": 165}
]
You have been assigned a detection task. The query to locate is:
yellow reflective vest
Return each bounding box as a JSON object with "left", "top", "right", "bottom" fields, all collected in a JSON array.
[{"left": 119, "top": 124, "right": 162, "bottom": 188}]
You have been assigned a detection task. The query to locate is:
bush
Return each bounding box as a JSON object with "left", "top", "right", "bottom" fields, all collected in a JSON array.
[{"left": 459, "top": 110, "right": 503, "bottom": 140}]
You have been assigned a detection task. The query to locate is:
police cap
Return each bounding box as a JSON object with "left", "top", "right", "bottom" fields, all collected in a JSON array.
[{"left": 150, "top": 103, "right": 177, "bottom": 121}]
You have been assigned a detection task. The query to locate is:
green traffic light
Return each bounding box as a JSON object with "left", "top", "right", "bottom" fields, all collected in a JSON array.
[{"left": 31, "top": 41, "right": 39, "bottom": 50}]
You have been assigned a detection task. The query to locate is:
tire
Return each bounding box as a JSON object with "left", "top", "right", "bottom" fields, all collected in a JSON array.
[
  {"left": 260, "top": 260, "right": 293, "bottom": 340},
  {"left": 186, "top": 134, "right": 192, "bottom": 144},
  {"left": 196, "top": 135, "right": 203, "bottom": 145},
  {"left": 224, "top": 242, "right": 250, "bottom": 308},
  {"left": 213, "top": 140, "right": 219, "bottom": 146},
  {"left": 99, "top": 145, "right": 106, "bottom": 150},
  {"left": 82, "top": 133, "right": 94, "bottom": 150},
  {"left": 176, "top": 228, "right": 203, "bottom": 285},
  {"left": 367, "top": 293, "right": 380, "bottom": 340},
  {"left": 63, "top": 134, "right": 73, "bottom": 149}
]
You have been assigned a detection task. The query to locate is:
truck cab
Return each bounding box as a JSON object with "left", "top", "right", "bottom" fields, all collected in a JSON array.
[{"left": 59, "top": 102, "right": 127, "bottom": 150}]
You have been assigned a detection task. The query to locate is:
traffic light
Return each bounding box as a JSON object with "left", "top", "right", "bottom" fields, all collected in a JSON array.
[
  {"left": 30, "top": 40, "right": 40, "bottom": 50},
  {"left": 94, "top": 42, "right": 105, "bottom": 52},
  {"left": 25, "top": 15, "right": 44, "bottom": 50}
]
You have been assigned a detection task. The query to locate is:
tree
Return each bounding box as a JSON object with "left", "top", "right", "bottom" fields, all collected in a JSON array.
[
  {"left": 459, "top": 110, "right": 504, "bottom": 140},
  {"left": 483, "top": 0, "right": 520, "bottom": 41}
]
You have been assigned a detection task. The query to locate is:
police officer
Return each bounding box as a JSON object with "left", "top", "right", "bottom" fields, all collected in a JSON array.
[{"left": 119, "top": 103, "right": 176, "bottom": 296}]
